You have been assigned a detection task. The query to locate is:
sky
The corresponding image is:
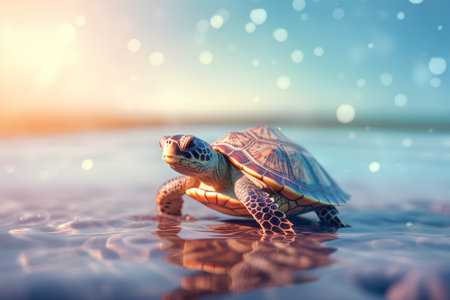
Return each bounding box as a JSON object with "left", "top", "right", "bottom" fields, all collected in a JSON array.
[{"left": 0, "top": 0, "right": 449, "bottom": 133}]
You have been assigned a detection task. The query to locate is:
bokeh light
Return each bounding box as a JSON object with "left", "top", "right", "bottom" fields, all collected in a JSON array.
[
  {"left": 369, "top": 162, "right": 380, "bottom": 173},
  {"left": 379, "top": 73, "right": 393, "bottom": 86},
  {"left": 356, "top": 78, "right": 366, "bottom": 88},
  {"left": 210, "top": 15, "right": 224, "bottom": 29},
  {"left": 127, "top": 39, "right": 141, "bottom": 53},
  {"left": 292, "top": 0, "right": 306, "bottom": 12},
  {"left": 291, "top": 50, "right": 304, "bottom": 63},
  {"left": 396, "top": 12, "right": 405, "bottom": 21},
  {"left": 250, "top": 9, "right": 267, "bottom": 25},
  {"left": 428, "top": 57, "right": 447, "bottom": 75},
  {"left": 402, "top": 137, "right": 413, "bottom": 147},
  {"left": 313, "top": 47, "right": 325, "bottom": 57},
  {"left": 245, "top": 22, "right": 256, "bottom": 33},
  {"left": 199, "top": 51, "right": 213, "bottom": 65},
  {"left": 336, "top": 104, "right": 356, "bottom": 124},
  {"left": 81, "top": 159, "right": 94, "bottom": 171},
  {"left": 273, "top": 28, "right": 288, "bottom": 42},
  {"left": 430, "top": 77, "right": 442, "bottom": 88},
  {"left": 149, "top": 51, "right": 165, "bottom": 66},
  {"left": 394, "top": 94, "right": 408, "bottom": 107},
  {"left": 1, "top": 1, "right": 450, "bottom": 136},
  {"left": 276, "top": 76, "right": 291, "bottom": 90},
  {"left": 332, "top": 8, "right": 345, "bottom": 21}
]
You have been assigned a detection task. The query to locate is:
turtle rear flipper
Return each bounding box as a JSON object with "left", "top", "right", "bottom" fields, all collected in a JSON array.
[{"left": 315, "top": 206, "right": 348, "bottom": 227}]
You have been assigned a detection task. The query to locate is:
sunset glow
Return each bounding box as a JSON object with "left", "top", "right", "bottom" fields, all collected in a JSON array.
[{"left": 1, "top": 0, "right": 449, "bottom": 136}]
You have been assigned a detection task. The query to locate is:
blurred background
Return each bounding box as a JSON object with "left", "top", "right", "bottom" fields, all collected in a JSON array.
[
  {"left": 1, "top": 0, "right": 449, "bottom": 137},
  {"left": 1, "top": 3, "right": 450, "bottom": 299}
]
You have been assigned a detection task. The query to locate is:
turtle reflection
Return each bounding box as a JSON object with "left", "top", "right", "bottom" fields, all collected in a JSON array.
[{"left": 154, "top": 216, "right": 337, "bottom": 297}]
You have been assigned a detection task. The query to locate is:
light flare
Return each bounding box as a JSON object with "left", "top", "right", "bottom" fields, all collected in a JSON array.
[{"left": 0, "top": 23, "right": 80, "bottom": 90}]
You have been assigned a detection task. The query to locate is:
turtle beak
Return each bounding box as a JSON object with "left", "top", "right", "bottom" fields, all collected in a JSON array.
[
  {"left": 160, "top": 136, "right": 183, "bottom": 164},
  {"left": 163, "top": 156, "right": 182, "bottom": 164},
  {"left": 159, "top": 136, "right": 168, "bottom": 149}
]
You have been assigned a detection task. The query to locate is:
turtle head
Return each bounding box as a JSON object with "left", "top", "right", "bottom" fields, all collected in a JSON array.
[{"left": 160, "top": 135, "right": 218, "bottom": 176}]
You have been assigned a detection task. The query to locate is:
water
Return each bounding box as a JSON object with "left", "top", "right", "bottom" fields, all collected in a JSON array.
[{"left": 0, "top": 125, "right": 449, "bottom": 300}]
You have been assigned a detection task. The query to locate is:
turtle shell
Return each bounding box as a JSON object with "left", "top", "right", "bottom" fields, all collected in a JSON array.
[{"left": 212, "top": 126, "right": 350, "bottom": 206}]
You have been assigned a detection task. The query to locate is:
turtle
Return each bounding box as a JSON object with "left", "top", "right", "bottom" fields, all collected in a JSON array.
[{"left": 156, "top": 126, "right": 350, "bottom": 234}]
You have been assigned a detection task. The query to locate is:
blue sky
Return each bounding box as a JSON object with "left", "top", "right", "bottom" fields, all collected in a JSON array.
[{"left": 1, "top": 0, "right": 449, "bottom": 127}]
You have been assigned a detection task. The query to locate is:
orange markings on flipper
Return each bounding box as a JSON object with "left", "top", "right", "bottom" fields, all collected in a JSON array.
[
  {"left": 186, "top": 188, "right": 206, "bottom": 202},
  {"left": 187, "top": 188, "right": 208, "bottom": 203},
  {"left": 216, "top": 193, "right": 231, "bottom": 205},
  {"left": 205, "top": 203, "right": 251, "bottom": 217},
  {"left": 185, "top": 188, "right": 195, "bottom": 198},
  {"left": 224, "top": 198, "right": 245, "bottom": 209},
  {"left": 186, "top": 188, "right": 250, "bottom": 217},
  {"left": 205, "top": 191, "right": 219, "bottom": 204}
]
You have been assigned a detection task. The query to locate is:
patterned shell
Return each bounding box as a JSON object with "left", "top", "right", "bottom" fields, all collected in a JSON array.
[{"left": 212, "top": 126, "right": 350, "bottom": 206}]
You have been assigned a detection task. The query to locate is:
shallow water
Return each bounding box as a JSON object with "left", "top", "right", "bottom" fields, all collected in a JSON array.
[{"left": 0, "top": 125, "right": 449, "bottom": 300}]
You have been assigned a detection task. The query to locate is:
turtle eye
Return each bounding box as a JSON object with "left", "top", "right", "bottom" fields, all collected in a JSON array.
[
  {"left": 180, "top": 135, "right": 196, "bottom": 150},
  {"left": 186, "top": 138, "right": 196, "bottom": 149}
]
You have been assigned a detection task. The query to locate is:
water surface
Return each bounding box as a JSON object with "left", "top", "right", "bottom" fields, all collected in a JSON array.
[{"left": 0, "top": 125, "right": 449, "bottom": 299}]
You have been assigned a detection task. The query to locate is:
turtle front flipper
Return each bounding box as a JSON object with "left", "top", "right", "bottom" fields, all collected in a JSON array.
[
  {"left": 315, "top": 206, "right": 348, "bottom": 227},
  {"left": 234, "top": 176, "right": 295, "bottom": 235},
  {"left": 156, "top": 176, "right": 199, "bottom": 215}
]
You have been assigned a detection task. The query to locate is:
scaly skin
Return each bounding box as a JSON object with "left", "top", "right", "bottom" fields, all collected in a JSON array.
[
  {"left": 234, "top": 176, "right": 295, "bottom": 235},
  {"left": 156, "top": 176, "right": 199, "bottom": 215},
  {"left": 315, "top": 206, "right": 347, "bottom": 227},
  {"left": 157, "top": 132, "right": 348, "bottom": 234}
]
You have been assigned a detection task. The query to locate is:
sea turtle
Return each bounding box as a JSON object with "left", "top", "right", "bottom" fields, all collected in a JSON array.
[{"left": 156, "top": 126, "right": 350, "bottom": 234}]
